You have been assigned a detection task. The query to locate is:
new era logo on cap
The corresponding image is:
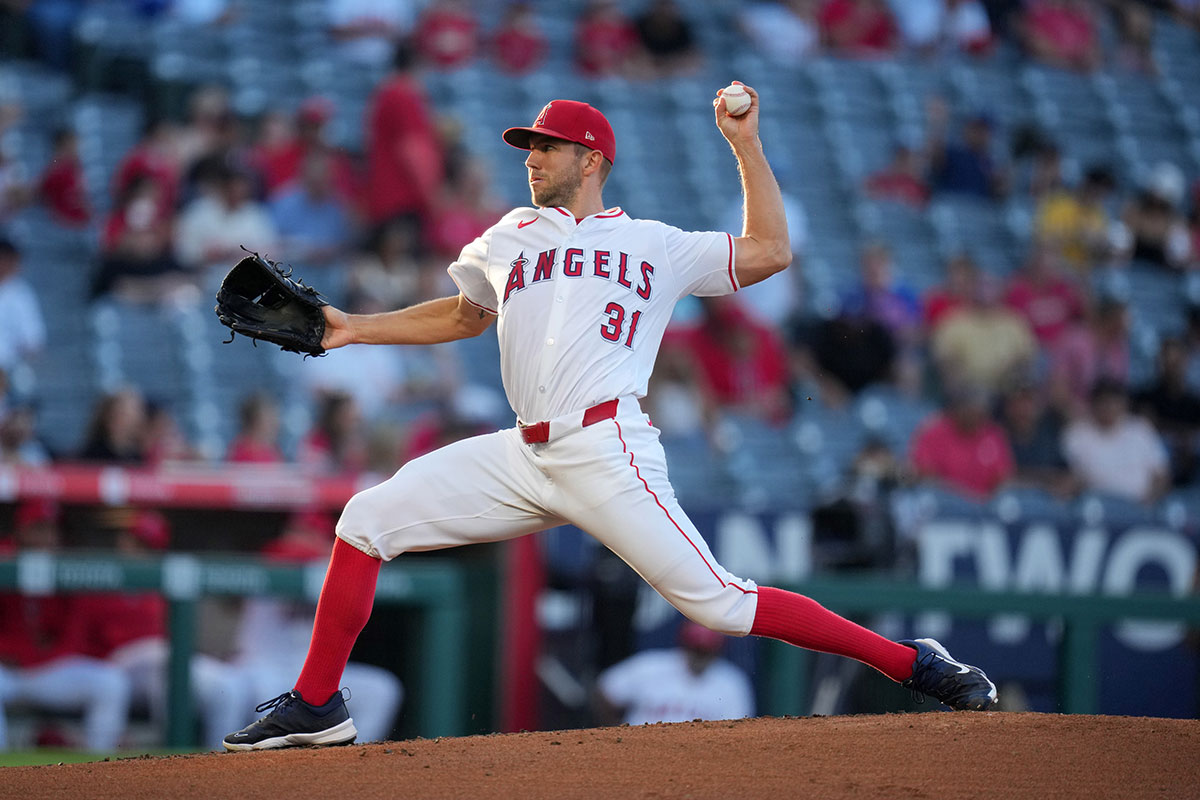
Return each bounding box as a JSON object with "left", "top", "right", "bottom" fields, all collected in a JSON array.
[{"left": 502, "top": 99, "right": 616, "bottom": 164}]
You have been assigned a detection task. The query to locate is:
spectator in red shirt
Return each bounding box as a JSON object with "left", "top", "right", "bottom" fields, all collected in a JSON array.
[
  {"left": 1003, "top": 242, "right": 1085, "bottom": 346},
  {"left": 0, "top": 501, "right": 132, "bottom": 751},
  {"left": 818, "top": 0, "right": 898, "bottom": 56},
  {"left": 38, "top": 127, "right": 90, "bottom": 227},
  {"left": 254, "top": 98, "right": 359, "bottom": 204},
  {"left": 92, "top": 175, "right": 189, "bottom": 303},
  {"left": 682, "top": 296, "right": 792, "bottom": 424},
  {"left": 491, "top": 2, "right": 549, "bottom": 74},
  {"left": 414, "top": 0, "right": 480, "bottom": 69},
  {"left": 909, "top": 384, "right": 1015, "bottom": 498},
  {"left": 574, "top": 0, "right": 639, "bottom": 77},
  {"left": 365, "top": 42, "right": 444, "bottom": 227},
  {"left": 923, "top": 251, "right": 981, "bottom": 331},
  {"left": 864, "top": 144, "right": 930, "bottom": 208},
  {"left": 427, "top": 157, "right": 505, "bottom": 259},
  {"left": 112, "top": 117, "right": 182, "bottom": 220},
  {"left": 227, "top": 392, "right": 285, "bottom": 464},
  {"left": 1021, "top": 0, "right": 1100, "bottom": 72}
]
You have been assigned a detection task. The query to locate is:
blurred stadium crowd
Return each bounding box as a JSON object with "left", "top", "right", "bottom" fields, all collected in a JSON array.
[{"left": 1, "top": 0, "right": 1200, "bottom": 748}]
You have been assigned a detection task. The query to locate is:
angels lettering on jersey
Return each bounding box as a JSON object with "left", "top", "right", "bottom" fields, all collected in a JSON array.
[{"left": 502, "top": 247, "right": 655, "bottom": 304}]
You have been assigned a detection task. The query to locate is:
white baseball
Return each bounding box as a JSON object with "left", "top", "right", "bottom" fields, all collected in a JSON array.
[{"left": 720, "top": 84, "right": 751, "bottom": 117}]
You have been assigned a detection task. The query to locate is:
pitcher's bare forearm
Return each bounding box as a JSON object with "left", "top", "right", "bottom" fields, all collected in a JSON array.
[{"left": 322, "top": 294, "right": 495, "bottom": 349}]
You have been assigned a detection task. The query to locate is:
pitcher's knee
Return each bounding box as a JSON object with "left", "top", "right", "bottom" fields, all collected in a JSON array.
[
  {"left": 663, "top": 589, "right": 758, "bottom": 638},
  {"left": 336, "top": 489, "right": 388, "bottom": 557}
]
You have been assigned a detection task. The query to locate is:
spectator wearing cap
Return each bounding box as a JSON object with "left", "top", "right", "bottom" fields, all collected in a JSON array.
[
  {"left": 490, "top": 2, "right": 549, "bottom": 74},
  {"left": 1062, "top": 378, "right": 1169, "bottom": 504},
  {"left": 1020, "top": 0, "right": 1100, "bottom": 72},
  {"left": 0, "top": 239, "right": 46, "bottom": 376},
  {"left": 1114, "top": 162, "right": 1192, "bottom": 271},
  {"left": 1034, "top": 164, "right": 1116, "bottom": 274},
  {"left": 365, "top": 42, "right": 444, "bottom": 228},
  {"left": 233, "top": 511, "right": 402, "bottom": 743},
  {"left": 926, "top": 97, "right": 1008, "bottom": 199},
  {"left": 0, "top": 501, "right": 133, "bottom": 751},
  {"left": 574, "top": 0, "right": 639, "bottom": 77},
  {"left": 909, "top": 384, "right": 1015, "bottom": 499},
  {"left": 76, "top": 511, "right": 253, "bottom": 750},
  {"left": 595, "top": 621, "right": 754, "bottom": 726},
  {"left": 38, "top": 127, "right": 90, "bottom": 227},
  {"left": 931, "top": 274, "right": 1037, "bottom": 394}
]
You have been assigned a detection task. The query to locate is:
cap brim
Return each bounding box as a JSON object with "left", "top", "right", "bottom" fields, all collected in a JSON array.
[{"left": 503, "top": 126, "right": 578, "bottom": 151}]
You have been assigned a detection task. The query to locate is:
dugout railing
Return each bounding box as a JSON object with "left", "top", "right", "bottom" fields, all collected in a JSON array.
[{"left": 0, "top": 553, "right": 470, "bottom": 747}]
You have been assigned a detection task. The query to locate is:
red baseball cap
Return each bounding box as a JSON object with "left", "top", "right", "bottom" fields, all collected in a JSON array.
[{"left": 503, "top": 100, "right": 615, "bottom": 164}]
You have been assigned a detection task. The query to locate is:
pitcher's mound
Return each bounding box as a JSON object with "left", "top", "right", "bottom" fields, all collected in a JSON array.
[{"left": 6, "top": 712, "right": 1197, "bottom": 799}]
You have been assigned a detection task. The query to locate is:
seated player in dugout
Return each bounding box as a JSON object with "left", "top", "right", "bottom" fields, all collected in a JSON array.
[{"left": 224, "top": 81, "right": 997, "bottom": 751}]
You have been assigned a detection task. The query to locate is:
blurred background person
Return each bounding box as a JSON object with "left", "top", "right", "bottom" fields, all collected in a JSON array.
[
  {"left": 594, "top": 621, "right": 754, "bottom": 726},
  {"left": 909, "top": 384, "right": 1015, "bottom": 499},
  {"left": 1062, "top": 378, "right": 1170, "bottom": 504},
  {"left": 226, "top": 392, "right": 285, "bottom": 464},
  {"left": 0, "top": 501, "right": 132, "bottom": 751}
]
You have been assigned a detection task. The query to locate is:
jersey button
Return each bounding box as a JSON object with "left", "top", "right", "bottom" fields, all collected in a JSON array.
[
  {"left": 556, "top": 296, "right": 564, "bottom": 303},
  {"left": 538, "top": 385, "right": 546, "bottom": 393},
  {"left": 546, "top": 338, "right": 554, "bottom": 345}
]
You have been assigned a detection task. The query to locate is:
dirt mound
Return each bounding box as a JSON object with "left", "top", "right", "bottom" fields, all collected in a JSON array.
[{"left": 4, "top": 712, "right": 1196, "bottom": 799}]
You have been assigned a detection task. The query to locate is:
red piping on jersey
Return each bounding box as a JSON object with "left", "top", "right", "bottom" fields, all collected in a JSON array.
[
  {"left": 460, "top": 294, "right": 498, "bottom": 315},
  {"left": 595, "top": 209, "right": 625, "bottom": 218},
  {"left": 552, "top": 207, "right": 572, "bottom": 217},
  {"left": 612, "top": 419, "right": 755, "bottom": 595},
  {"left": 725, "top": 233, "right": 737, "bottom": 292}
]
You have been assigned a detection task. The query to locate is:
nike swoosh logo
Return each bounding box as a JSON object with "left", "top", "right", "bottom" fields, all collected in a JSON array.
[
  {"left": 955, "top": 664, "right": 970, "bottom": 674},
  {"left": 517, "top": 218, "right": 538, "bottom": 229}
]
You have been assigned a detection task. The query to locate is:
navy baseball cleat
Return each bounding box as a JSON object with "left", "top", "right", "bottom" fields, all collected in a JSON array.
[
  {"left": 900, "top": 638, "right": 998, "bottom": 711},
  {"left": 223, "top": 690, "right": 358, "bottom": 751}
]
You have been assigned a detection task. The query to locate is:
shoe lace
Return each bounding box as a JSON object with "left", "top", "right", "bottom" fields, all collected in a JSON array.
[
  {"left": 255, "top": 691, "right": 295, "bottom": 714},
  {"left": 908, "top": 650, "right": 961, "bottom": 706}
]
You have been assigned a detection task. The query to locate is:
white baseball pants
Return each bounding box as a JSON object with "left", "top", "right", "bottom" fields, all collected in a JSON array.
[
  {"left": 337, "top": 397, "right": 759, "bottom": 636},
  {"left": 0, "top": 656, "right": 131, "bottom": 751}
]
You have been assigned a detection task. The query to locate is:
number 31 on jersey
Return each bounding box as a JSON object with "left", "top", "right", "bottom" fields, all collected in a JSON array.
[{"left": 600, "top": 302, "right": 642, "bottom": 349}]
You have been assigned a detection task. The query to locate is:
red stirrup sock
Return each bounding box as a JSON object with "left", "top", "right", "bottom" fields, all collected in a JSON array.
[
  {"left": 293, "top": 537, "right": 382, "bottom": 705},
  {"left": 750, "top": 586, "right": 916, "bottom": 682}
]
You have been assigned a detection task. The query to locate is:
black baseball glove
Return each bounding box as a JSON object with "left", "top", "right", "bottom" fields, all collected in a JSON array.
[{"left": 214, "top": 250, "right": 329, "bottom": 357}]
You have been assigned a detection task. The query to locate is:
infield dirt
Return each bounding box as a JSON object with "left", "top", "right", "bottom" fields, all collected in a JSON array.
[{"left": 3, "top": 712, "right": 1196, "bottom": 799}]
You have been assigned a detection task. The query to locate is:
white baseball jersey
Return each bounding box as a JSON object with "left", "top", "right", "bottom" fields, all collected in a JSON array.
[
  {"left": 448, "top": 206, "right": 737, "bottom": 423},
  {"left": 598, "top": 648, "right": 755, "bottom": 725},
  {"left": 337, "top": 204, "right": 761, "bottom": 639}
]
